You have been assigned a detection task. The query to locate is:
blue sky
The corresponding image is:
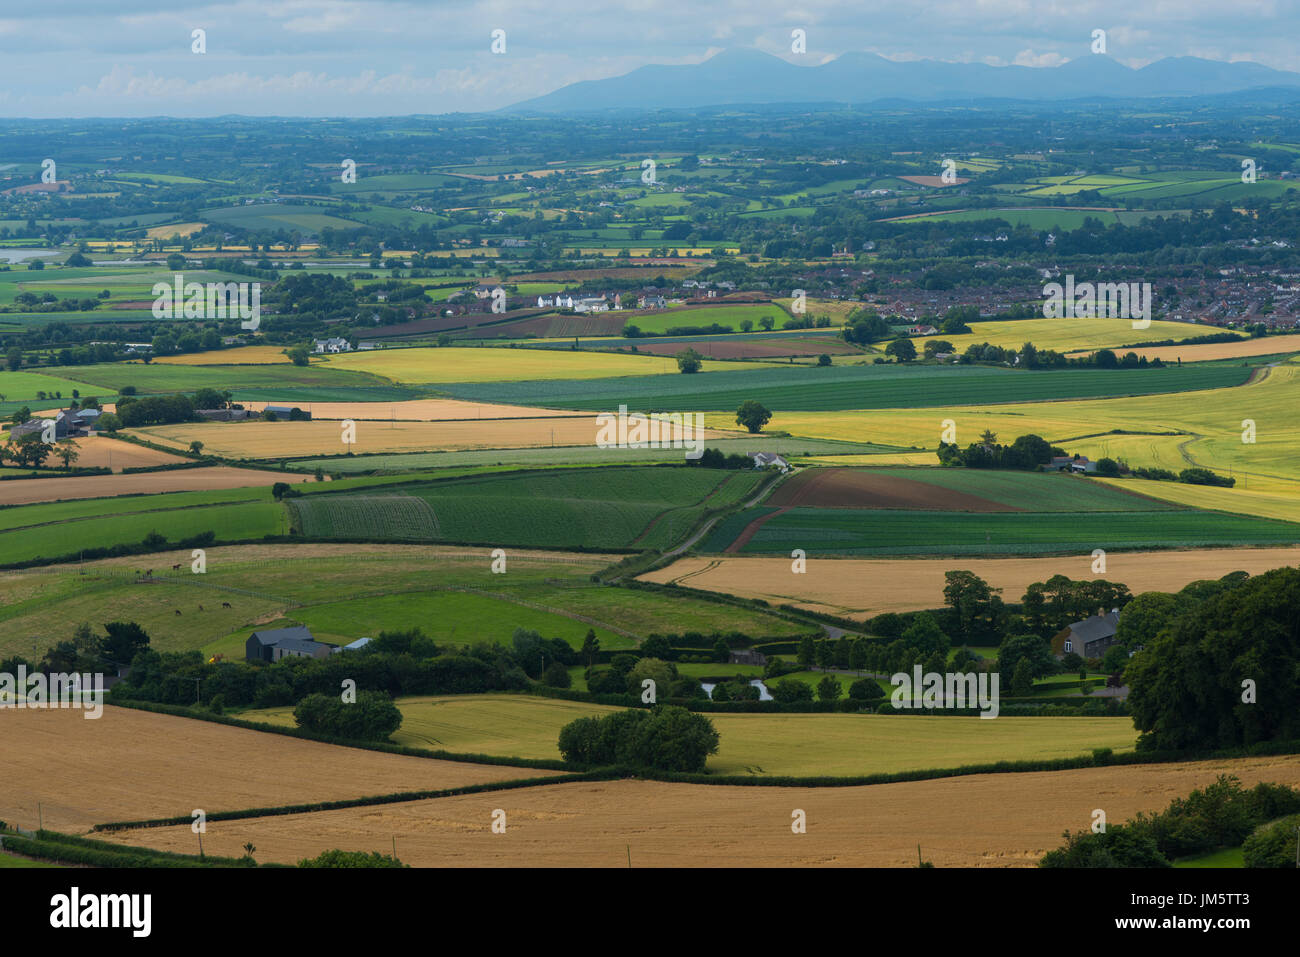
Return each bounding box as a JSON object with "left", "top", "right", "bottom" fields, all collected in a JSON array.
[{"left": 0, "top": 0, "right": 1295, "bottom": 116}]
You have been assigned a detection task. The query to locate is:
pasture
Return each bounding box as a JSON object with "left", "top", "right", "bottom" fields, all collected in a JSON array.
[
  {"left": 0, "top": 543, "right": 805, "bottom": 660},
  {"left": 94, "top": 755, "right": 1300, "bottom": 867}
]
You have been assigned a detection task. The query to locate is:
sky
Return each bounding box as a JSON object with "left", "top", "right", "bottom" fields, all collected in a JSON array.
[{"left": 0, "top": 0, "right": 1296, "bottom": 117}]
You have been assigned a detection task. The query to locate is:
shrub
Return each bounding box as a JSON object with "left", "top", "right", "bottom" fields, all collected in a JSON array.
[
  {"left": 298, "top": 849, "right": 407, "bottom": 868},
  {"left": 292, "top": 690, "right": 402, "bottom": 741}
]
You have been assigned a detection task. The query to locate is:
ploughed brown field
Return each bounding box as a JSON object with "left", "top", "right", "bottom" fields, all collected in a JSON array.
[
  {"left": 0, "top": 466, "right": 311, "bottom": 506},
  {"left": 627, "top": 338, "right": 862, "bottom": 360},
  {"left": 765, "top": 467, "right": 1020, "bottom": 511},
  {"left": 96, "top": 755, "right": 1300, "bottom": 867},
  {"left": 641, "top": 547, "right": 1300, "bottom": 618},
  {"left": 0, "top": 706, "right": 561, "bottom": 833}
]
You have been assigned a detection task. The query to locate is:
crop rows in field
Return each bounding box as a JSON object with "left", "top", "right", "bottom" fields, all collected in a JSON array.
[
  {"left": 444, "top": 362, "right": 1252, "bottom": 412},
  {"left": 289, "top": 494, "right": 441, "bottom": 540},
  {"left": 286, "top": 466, "right": 745, "bottom": 550},
  {"left": 704, "top": 507, "right": 1300, "bottom": 556}
]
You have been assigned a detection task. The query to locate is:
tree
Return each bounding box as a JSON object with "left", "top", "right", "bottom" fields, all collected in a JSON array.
[
  {"left": 542, "top": 661, "right": 572, "bottom": 688},
  {"left": 188, "top": 441, "right": 205, "bottom": 456},
  {"left": 816, "top": 353, "right": 831, "bottom": 366},
  {"left": 675, "top": 348, "right": 702, "bottom": 374},
  {"left": 849, "top": 678, "right": 884, "bottom": 701},
  {"left": 101, "top": 621, "right": 150, "bottom": 668},
  {"left": 287, "top": 347, "right": 310, "bottom": 367},
  {"left": 1010, "top": 658, "right": 1035, "bottom": 696},
  {"left": 771, "top": 678, "right": 814, "bottom": 703},
  {"left": 713, "top": 636, "right": 731, "bottom": 663},
  {"left": 5, "top": 347, "right": 21, "bottom": 371},
  {"left": 1127, "top": 569, "right": 1300, "bottom": 750},
  {"left": 998, "top": 634, "right": 1057, "bottom": 681},
  {"left": 816, "top": 674, "right": 842, "bottom": 702},
  {"left": 639, "top": 635, "right": 672, "bottom": 660},
  {"left": 735, "top": 400, "right": 772, "bottom": 434},
  {"left": 626, "top": 657, "right": 676, "bottom": 697},
  {"left": 66, "top": 251, "right": 92, "bottom": 267},
  {"left": 580, "top": 629, "right": 600, "bottom": 668},
  {"left": 54, "top": 440, "right": 80, "bottom": 470},
  {"left": 1096, "top": 457, "right": 1121, "bottom": 476},
  {"left": 885, "top": 338, "right": 917, "bottom": 362},
  {"left": 293, "top": 690, "right": 402, "bottom": 741},
  {"left": 166, "top": 253, "right": 186, "bottom": 271},
  {"left": 797, "top": 634, "right": 816, "bottom": 667},
  {"left": 96, "top": 412, "right": 122, "bottom": 433}
]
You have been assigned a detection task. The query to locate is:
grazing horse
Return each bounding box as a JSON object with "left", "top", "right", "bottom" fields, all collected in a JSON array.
[
  {"left": 174, "top": 609, "right": 182, "bottom": 616},
  {"left": 198, "top": 605, "right": 204, "bottom": 611},
  {"left": 222, "top": 602, "right": 232, "bottom": 609},
  {"left": 172, "top": 563, "right": 182, "bottom": 571}
]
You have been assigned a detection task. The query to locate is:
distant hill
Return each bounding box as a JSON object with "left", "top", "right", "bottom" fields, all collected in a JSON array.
[{"left": 505, "top": 49, "right": 1300, "bottom": 113}]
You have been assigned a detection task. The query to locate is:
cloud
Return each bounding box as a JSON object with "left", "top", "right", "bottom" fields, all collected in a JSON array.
[{"left": 1013, "top": 49, "right": 1068, "bottom": 68}]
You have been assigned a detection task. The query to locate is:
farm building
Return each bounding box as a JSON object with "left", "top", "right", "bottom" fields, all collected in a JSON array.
[
  {"left": 264, "top": 405, "right": 311, "bottom": 421},
  {"left": 728, "top": 649, "right": 768, "bottom": 666},
  {"left": 1050, "top": 610, "right": 1121, "bottom": 660},
  {"left": 9, "top": 405, "right": 101, "bottom": 440},
  {"left": 750, "top": 452, "right": 791, "bottom": 472},
  {"left": 339, "top": 637, "right": 373, "bottom": 652},
  {"left": 1047, "top": 455, "right": 1096, "bottom": 474},
  {"left": 908, "top": 324, "right": 939, "bottom": 336},
  {"left": 313, "top": 337, "right": 353, "bottom": 353},
  {"left": 246, "top": 626, "right": 333, "bottom": 662},
  {"left": 197, "top": 408, "right": 250, "bottom": 421}
]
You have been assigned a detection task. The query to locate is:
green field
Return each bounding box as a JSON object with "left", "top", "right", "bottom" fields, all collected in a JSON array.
[
  {"left": 443, "top": 362, "right": 1253, "bottom": 413},
  {"left": 239, "top": 693, "right": 1138, "bottom": 776},
  {"left": 202, "top": 204, "right": 363, "bottom": 234},
  {"left": 288, "top": 466, "right": 767, "bottom": 550},
  {"left": 0, "top": 546, "right": 805, "bottom": 661},
  {"left": 55, "top": 361, "right": 420, "bottom": 403},
  {"left": 704, "top": 507, "right": 1300, "bottom": 556},
  {"left": 861, "top": 467, "right": 1181, "bottom": 511}
]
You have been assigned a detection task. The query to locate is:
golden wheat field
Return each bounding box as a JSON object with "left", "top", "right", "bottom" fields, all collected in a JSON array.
[
  {"left": 1069, "top": 333, "right": 1300, "bottom": 363},
  {"left": 640, "top": 547, "right": 1300, "bottom": 618},
  {"left": 149, "top": 346, "right": 291, "bottom": 365},
  {"left": 95, "top": 755, "right": 1300, "bottom": 867},
  {"left": 0, "top": 706, "right": 561, "bottom": 833},
  {"left": 53, "top": 435, "right": 186, "bottom": 472},
  {"left": 126, "top": 417, "right": 736, "bottom": 459},
  {"left": 0, "top": 465, "right": 309, "bottom": 505},
  {"left": 236, "top": 398, "right": 581, "bottom": 421},
  {"left": 915, "top": 318, "right": 1231, "bottom": 353},
  {"left": 770, "top": 363, "right": 1300, "bottom": 500},
  {"left": 322, "top": 346, "right": 749, "bottom": 383}
]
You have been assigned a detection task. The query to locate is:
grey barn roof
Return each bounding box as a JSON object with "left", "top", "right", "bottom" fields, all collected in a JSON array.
[
  {"left": 248, "top": 626, "right": 316, "bottom": 646},
  {"left": 1067, "top": 610, "right": 1120, "bottom": 644}
]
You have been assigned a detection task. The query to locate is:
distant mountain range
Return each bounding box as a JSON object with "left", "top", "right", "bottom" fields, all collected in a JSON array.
[{"left": 505, "top": 49, "right": 1300, "bottom": 113}]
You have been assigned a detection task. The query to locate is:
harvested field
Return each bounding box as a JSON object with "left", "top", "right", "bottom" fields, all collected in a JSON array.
[
  {"left": 242, "top": 695, "right": 1136, "bottom": 776},
  {"left": 641, "top": 547, "right": 1300, "bottom": 618},
  {"left": 128, "top": 417, "right": 736, "bottom": 459},
  {"left": 237, "top": 398, "right": 580, "bottom": 421},
  {"left": 151, "top": 346, "right": 290, "bottom": 365},
  {"left": 1076, "top": 334, "right": 1300, "bottom": 363},
  {"left": 322, "top": 346, "right": 734, "bottom": 383},
  {"left": 97, "top": 754, "right": 1300, "bottom": 867},
  {"left": 900, "top": 174, "right": 971, "bottom": 187},
  {"left": 0, "top": 466, "right": 309, "bottom": 506},
  {"left": 52, "top": 435, "right": 185, "bottom": 472},
  {"left": 766, "top": 467, "right": 1022, "bottom": 511},
  {"left": 0, "top": 706, "right": 561, "bottom": 833}
]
